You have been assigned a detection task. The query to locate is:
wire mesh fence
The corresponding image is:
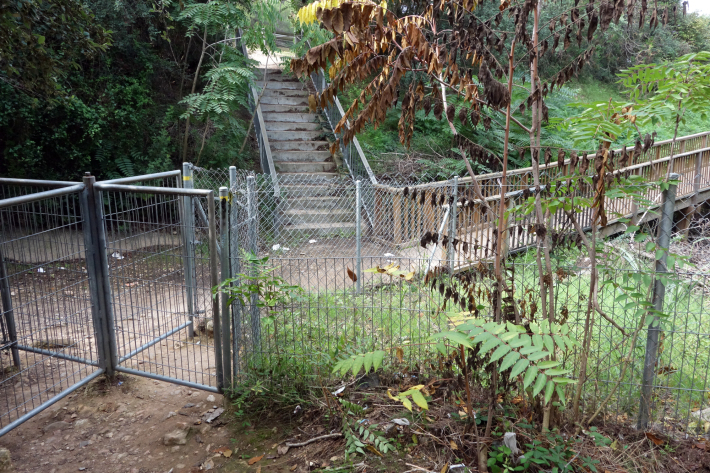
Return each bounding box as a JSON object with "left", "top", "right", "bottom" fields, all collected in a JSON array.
[
  {"left": 188, "top": 161, "right": 710, "bottom": 433},
  {"left": 98, "top": 176, "right": 221, "bottom": 389},
  {"left": 0, "top": 181, "right": 103, "bottom": 434}
]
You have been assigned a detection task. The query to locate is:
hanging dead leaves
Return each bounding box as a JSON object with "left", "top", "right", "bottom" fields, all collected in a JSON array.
[{"left": 293, "top": 0, "right": 667, "bottom": 157}]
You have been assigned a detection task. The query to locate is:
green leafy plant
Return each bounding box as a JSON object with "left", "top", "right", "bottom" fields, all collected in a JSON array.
[
  {"left": 432, "top": 319, "right": 578, "bottom": 407},
  {"left": 215, "top": 251, "right": 304, "bottom": 358},
  {"left": 338, "top": 398, "right": 394, "bottom": 459}
]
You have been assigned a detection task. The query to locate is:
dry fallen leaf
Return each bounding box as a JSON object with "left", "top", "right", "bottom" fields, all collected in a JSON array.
[
  {"left": 222, "top": 449, "right": 232, "bottom": 458},
  {"left": 366, "top": 445, "right": 382, "bottom": 456},
  {"left": 396, "top": 347, "right": 404, "bottom": 363},
  {"left": 247, "top": 454, "right": 264, "bottom": 465},
  {"left": 645, "top": 432, "right": 664, "bottom": 446},
  {"left": 277, "top": 445, "right": 290, "bottom": 455},
  {"left": 449, "top": 440, "right": 458, "bottom": 450},
  {"left": 256, "top": 467, "right": 261, "bottom": 473},
  {"left": 290, "top": 465, "right": 297, "bottom": 471},
  {"left": 440, "top": 464, "right": 449, "bottom": 473}
]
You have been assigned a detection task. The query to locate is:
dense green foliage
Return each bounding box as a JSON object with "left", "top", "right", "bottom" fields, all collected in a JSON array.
[{"left": 0, "top": 0, "right": 286, "bottom": 181}]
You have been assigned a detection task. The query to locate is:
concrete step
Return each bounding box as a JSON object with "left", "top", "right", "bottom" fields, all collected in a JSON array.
[
  {"left": 259, "top": 73, "right": 299, "bottom": 83},
  {"left": 265, "top": 121, "right": 321, "bottom": 131},
  {"left": 285, "top": 196, "right": 351, "bottom": 210},
  {"left": 262, "top": 88, "right": 309, "bottom": 98},
  {"left": 283, "top": 208, "right": 354, "bottom": 225},
  {"left": 279, "top": 174, "right": 341, "bottom": 186},
  {"left": 262, "top": 112, "right": 318, "bottom": 123},
  {"left": 261, "top": 104, "right": 309, "bottom": 113},
  {"left": 272, "top": 150, "right": 331, "bottom": 162},
  {"left": 271, "top": 141, "right": 330, "bottom": 151},
  {"left": 265, "top": 81, "right": 304, "bottom": 90},
  {"left": 274, "top": 161, "right": 337, "bottom": 173},
  {"left": 267, "top": 130, "right": 324, "bottom": 141},
  {"left": 261, "top": 95, "right": 309, "bottom": 106},
  {"left": 281, "top": 222, "right": 357, "bottom": 237}
]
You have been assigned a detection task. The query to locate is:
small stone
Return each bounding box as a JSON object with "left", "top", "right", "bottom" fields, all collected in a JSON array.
[
  {"left": 163, "top": 428, "right": 190, "bottom": 446},
  {"left": 163, "top": 412, "right": 177, "bottom": 420},
  {"left": 79, "top": 441, "right": 91, "bottom": 448},
  {"left": 0, "top": 448, "right": 11, "bottom": 471},
  {"left": 43, "top": 422, "right": 72, "bottom": 434},
  {"left": 194, "top": 435, "right": 203, "bottom": 444},
  {"left": 206, "top": 395, "right": 215, "bottom": 403},
  {"left": 183, "top": 403, "right": 195, "bottom": 408},
  {"left": 176, "top": 464, "right": 185, "bottom": 469},
  {"left": 74, "top": 419, "right": 89, "bottom": 428},
  {"left": 171, "top": 446, "right": 181, "bottom": 452}
]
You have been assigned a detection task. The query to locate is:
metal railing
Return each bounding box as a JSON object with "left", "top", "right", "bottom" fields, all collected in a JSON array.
[{"left": 305, "top": 48, "right": 378, "bottom": 186}]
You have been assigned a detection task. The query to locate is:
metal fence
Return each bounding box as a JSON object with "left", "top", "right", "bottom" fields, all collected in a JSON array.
[
  {"left": 0, "top": 179, "right": 105, "bottom": 436},
  {"left": 2, "top": 162, "right": 709, "bottom": 437},
  {"left": 189, "top": 163, "right": 710, "bottom": 433},
  {"left": 0, "top": 171, "right": 229, "bottom": 438}
]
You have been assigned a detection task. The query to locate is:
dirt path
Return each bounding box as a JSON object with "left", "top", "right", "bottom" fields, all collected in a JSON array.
[{"left": 0, "top": 375, "right": 238, "bottom": 473}]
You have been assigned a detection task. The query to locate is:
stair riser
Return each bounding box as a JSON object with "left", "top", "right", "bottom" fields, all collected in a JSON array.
[
  {"left": 261, "top": 89, "right": 309, "bottom": 98},
  {"left": 261, "top": 104, "right": 310, "bottom": 113},
  {"left": 261, "top": 96, "right": 309, "bottom": 106},
  {"left": 273, "top": 151, "right": 331, "bottom": 162},
  {"left": 283, "top": 211, "right": 354, "bottom": 225},
  {"left": 274, "top": 162, "right": 337, "bottom": 173},
  {"left": 265, "top": 122, "right": 321, "bottom": 131},
  {"left": 256, "top": 74, "right": 299, "bottom": 83},
  {"left": 265, "top": 82, "right": 303, "bottom": 90},
  {"left": 267, "top": 131, "right": 324, "bottom": 141},
  {"left": 262, "top": 113, "right": 317, "bottom": 123},
  {"left": 280, "top": 184, "right": 339, "bottom": 195},
  {"left": 271, "top": 141, "right": 330, "bottom": 151},
  {"left": 283, "top": 197, "right": 353, "bottom": 209}
]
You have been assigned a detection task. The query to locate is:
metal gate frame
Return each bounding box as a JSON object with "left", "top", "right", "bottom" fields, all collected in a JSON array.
[
  {"left": 0, "top": 170, "right": 231, "bottom": 438},
  {"left": 0, "top": 177, "right": 106, "bottom": 437},
  {"left": 93, "top": 171, "right": 227, "bottom": 393}
]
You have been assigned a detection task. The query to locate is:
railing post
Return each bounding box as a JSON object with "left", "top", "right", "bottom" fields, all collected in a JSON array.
[
  {"left": 219, "top": 187, "right": 232, "bottom": 387},
  {"left": 679, "top": 148, "right": 705, "bottom": 235},
  {"left": 0, "top": 244, "right": 20, "bottom": 369},
  {"left": 207, "top": 190, "right": 223, "bottom": 391},
  {"left": 638, "top": 174, "right": 679, "bottom": 429},
  {"left": 448, "top": 176, "right": 458, "bottom": 273},
  {"left": 246, "top": 176, "right": 260, "bottom": 356},
  {"left": 182, "top": 163, "right": 196, "bottom": 339},
  {"left": 356, "top": 180, "right": 362, "bottom": 294},
  {"left": 80, "top": 173, "right": 117, "bottom": 379},
  {"left": 229, "top": 166, "right": 241, "bottom": 376}
]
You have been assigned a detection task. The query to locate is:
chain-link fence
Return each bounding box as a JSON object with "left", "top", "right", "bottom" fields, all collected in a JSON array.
[{"left": 187, "top": 152, "right": 710, "bottom": 433}]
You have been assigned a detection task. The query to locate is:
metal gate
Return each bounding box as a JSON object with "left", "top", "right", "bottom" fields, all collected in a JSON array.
[{"left": 0, "top": 170, "right": 230, "bottom": 437}]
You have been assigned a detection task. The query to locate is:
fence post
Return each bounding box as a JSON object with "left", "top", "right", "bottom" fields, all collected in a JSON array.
[
  {"left": 182, "top": 163, "right": 196, "bottom": 339},
  {"left": 0, "top": 244, "right": 20, "bottom": 369},
  {"left": 207, "top": 190, "right": 223, "bottom": 391},
  {"left": 448, "top": 176, "right": 458, "bottom": 274},
  {"left": 219, "top": 187, "right": 232, "bottom": 387},
  {"left": 637, "top": 173, "right": 679, "bottom": 429},
  {"left": 81, "top": 173, "right": 117, "bottom": 378},
  {"left": 246, "top": 176, "right": 260, "bottom": 357},
  {"left": 356, "top": 180, "right": 362, "bottom": 294},
  {"left": 229, "top": 166, "right": 241, "bottom": 377}
]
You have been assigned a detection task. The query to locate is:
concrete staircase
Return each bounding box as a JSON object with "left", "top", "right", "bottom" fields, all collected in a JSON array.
[{"left": 257, "top": 66, "right": 356, "bottom": 237}]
